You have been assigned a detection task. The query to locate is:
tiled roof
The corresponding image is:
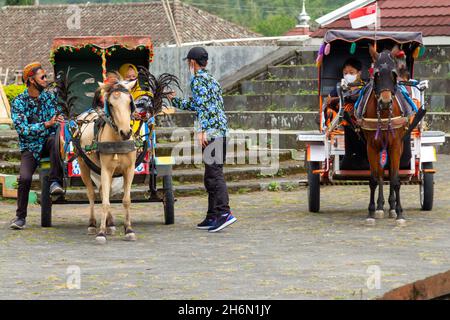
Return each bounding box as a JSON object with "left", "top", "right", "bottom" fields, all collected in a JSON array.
[
  {"left": 311, "top": 0, "right": 450, "bottom": 38},
  {"left": 0, "top": 1, "right": 259, "bottom": 74}
]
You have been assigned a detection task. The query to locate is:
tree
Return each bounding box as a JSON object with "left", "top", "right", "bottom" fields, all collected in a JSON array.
[{"left": 255, "top": 15, "right": 297, "bottom": 36}]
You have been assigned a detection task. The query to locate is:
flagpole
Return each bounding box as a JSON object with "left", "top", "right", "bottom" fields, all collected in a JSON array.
[{"left": 374, "top": 1, "right": 378, "bottom": 52}]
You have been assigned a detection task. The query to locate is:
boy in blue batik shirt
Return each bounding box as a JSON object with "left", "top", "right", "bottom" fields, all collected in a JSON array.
[{"left": 169, "top": 47, "right": 236, "bottom": 233}]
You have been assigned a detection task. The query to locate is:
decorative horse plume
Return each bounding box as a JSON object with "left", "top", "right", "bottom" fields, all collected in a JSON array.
[
  {"left": 137, "top": 66, "right": 181, "bottom": 116},
  {"left": 53, "top": 67, "right": 93, "bottom": 117}
]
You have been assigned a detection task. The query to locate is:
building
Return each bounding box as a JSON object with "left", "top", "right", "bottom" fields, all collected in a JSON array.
[
  {"left": 285, "top": 0, "right": 312, "bottom": 36},
  {"left": 0, "top": 1, "right": 260, "bottom": 80},
  {"left": 310, "top": 0, "right": 450, "bottom": 45}
]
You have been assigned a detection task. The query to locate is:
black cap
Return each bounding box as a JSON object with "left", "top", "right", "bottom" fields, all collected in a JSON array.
[{"left": 183, "top": 47, "right": 208, "bottom": 63}]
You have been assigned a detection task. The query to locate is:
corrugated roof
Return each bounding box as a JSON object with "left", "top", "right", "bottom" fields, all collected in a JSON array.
[
  {"left": 0, "top": 2, "right": 259, "bottom": 73},
  {"left": 312, "top": 0, "right": 450, "bottom": 38}
]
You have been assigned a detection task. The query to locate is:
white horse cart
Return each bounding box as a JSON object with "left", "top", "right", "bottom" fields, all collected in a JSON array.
[{"left": 298, "top": 30, "right": 445, "bottom": 213}]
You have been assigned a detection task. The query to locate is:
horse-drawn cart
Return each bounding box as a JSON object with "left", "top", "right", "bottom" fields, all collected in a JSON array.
[
  {"left": 298, "top": 30, "right": 445, "bottom": 213},
  {"left": 39, "top": 36, "right": 176, "bottom": 227}
]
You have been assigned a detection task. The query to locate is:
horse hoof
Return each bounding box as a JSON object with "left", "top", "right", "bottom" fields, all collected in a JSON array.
[
  {"left": 124, "top": 233, "right": 137, "bottom": 242},
  {"left": 106, "top": 226, "right": 116, "bottom": 236},
  {"left": 375, "top": 210, "right": 384, "bottom": 219},
  {"left": 396, "top": 219, "right": 406, "bottom": 226},
  {"left": 365, "top": 218, "right": 376, "bottom": 226},
  {"left": 389, "top": 210, "right": 397, "bottom": 219},
  {"left": 95, "top": 235, "right": 107, "bottom": 244},
  {"left": 87, "top": 227, "right": 97, "bottom": 235}
]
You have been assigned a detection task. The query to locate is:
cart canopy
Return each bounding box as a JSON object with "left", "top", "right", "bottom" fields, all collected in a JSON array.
[
  {"left": 50, "top": 36, "right": 154, "bottom": 115},
  {"left": 320, "top": 30, "right": 423, "bottom": 96}
]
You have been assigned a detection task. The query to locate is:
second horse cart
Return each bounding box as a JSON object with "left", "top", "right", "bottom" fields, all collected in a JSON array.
[{"left": 298, "top": 30, "right": 445, "bottom": 213}]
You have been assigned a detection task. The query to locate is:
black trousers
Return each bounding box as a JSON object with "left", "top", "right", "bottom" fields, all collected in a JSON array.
[
  {"left": 16, "top": 135, "right": 63, "bottom": 219},
  {"left": 203, "top": 137, "right": 230, "bottom": 218}
]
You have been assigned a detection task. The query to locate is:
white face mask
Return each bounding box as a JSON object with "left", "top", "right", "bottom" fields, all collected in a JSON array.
[{"left": 344, "top": 74, "right": 357, "bottom": 84}]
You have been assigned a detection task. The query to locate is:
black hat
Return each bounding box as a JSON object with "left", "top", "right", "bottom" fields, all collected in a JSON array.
[{"left": 183, "top": 47, "right": 208, "bottom": 63}]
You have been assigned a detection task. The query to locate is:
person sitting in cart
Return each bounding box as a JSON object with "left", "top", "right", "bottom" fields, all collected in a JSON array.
[
  {"left": 398, "top": 68, "right": 420, "bottom": 112},
  {"left": 119, "top": 63, "right": 154, "bottom": 124},
  {"left": 324, "top": 58, "right": 368, "bottom": 170},
  {"left": 9, "top": 62, "right": 64, "bottom": 230},
  {"left": 167, "top": 47, "right": 237, "bottom": 233},
  {"left": 324, "top": 58, "right": 365, "bottom": 127}
]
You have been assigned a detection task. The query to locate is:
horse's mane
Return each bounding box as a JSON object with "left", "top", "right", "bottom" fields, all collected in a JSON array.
[{"left": 92, "top": 82, "right": 129, "bottom": 109}]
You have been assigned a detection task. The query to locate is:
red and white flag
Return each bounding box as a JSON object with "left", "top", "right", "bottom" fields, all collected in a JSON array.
[{"left": 349, "top": 4, "right": 377, "bottom": 29}]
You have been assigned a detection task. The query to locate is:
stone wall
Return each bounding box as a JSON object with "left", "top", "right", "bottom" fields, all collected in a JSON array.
[{"left": 151, "top": 46, "right": 278, "bottom": 93}]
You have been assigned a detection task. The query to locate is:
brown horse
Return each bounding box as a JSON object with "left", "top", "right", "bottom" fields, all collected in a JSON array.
[{"left": 361, "top": 45, "right": 410, "bottom": 226}]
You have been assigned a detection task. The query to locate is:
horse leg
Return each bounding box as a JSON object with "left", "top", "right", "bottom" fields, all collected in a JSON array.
[
  {"left": 388, "top": 181, "right": 397, "bottom": 218},
  {"left": 375, "top": 176, "right": 385, "bottom": 219},
  {"left": 79, "top": 161, "right": 97, "bottom": 235},
  {"left": 367, "top": 175, "right": 377, "bottom": 225},
  {"left": 123, "top": 166, "right": 136, "bottom": 241},
  {"left": 393, "top": 174, "right": 405, "bottom": 226},
  {"left": 106, "top": 210, "right": 116, "bottom": 236},
  {"left": 96, "top": 171, "right": 112, "bottom": 244}
]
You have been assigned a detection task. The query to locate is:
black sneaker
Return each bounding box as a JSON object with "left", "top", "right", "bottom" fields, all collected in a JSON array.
[
  {"left": 50, "top": 182, "right": 64, "bottom": 195},
  {"left": 197, "top": 216, "right": 216, "bottom": 230},
  {"left": 10, "top": 217, "right": 26, "bottom": 230},
  {"left": 208, "top": 212, "right": 237, "bottom": 233}
]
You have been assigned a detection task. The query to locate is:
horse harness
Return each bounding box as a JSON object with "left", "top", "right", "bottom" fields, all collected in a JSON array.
[{"left": 69, "top": 86, "right": 148, "bottom": 177}]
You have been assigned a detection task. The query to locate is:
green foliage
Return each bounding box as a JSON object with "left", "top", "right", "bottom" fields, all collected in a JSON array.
[
  {"left": 3, "top": 84, "right": 26, "bottom": 104},
  {"left": 5, "top": 0, "right": 34, "bottom": 5},
  {"left": 254, "top": 15, "right": 296, "bottom": 37},
  {"left": 268, "top": 181, "right": 281, "bottom": 192}
]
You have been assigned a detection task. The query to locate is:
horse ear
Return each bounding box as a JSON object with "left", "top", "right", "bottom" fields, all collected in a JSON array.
[
  {"left": 122, "top": 80, "right": 137, "bottom": 92},
  {"left": 369, "top": 44, "right": 379, "bottom": 62}
]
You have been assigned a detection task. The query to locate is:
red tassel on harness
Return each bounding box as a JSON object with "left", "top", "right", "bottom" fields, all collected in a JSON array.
[{"left": 380, "top": 148, "right": 388, "bottom": 168}]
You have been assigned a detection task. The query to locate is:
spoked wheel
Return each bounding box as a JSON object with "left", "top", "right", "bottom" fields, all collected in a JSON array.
[
  {"left": 307, "top": 161, "right": 321, "bottom": 213},
  {"left": 162, "top": 175, "right": 175, "bottom": 225},
  {"left": 420, "top": 162, "right": 434, "bottom": 211}
]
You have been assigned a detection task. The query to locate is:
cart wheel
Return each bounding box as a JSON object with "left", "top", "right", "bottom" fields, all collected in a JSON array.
[
  {"left": 163, "top": 175, "right": 175, "bottom": 225},
  {"left": 307, "top": 161, "right": 320, "bottom": 213},
  {"left": 420, "top": 162, "right": 434, "bottom": 211}
]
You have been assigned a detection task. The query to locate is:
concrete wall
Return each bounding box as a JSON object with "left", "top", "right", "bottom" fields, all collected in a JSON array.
[{"left": 151, "top": 46, "right": 278, "bottom": 94}]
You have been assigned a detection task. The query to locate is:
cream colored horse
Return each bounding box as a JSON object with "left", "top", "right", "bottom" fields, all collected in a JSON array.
[{"left": 76, "top": 81, "right": 137, "bottom": 244}]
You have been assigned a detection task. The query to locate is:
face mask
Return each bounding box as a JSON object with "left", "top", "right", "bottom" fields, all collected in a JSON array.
[{"left": 344, "top": 74, "right": 357, "bottom": 84}]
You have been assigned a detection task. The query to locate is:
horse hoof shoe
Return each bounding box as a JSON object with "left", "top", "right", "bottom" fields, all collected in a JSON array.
[
  {"left": 389, "top": 210, "right": 397, "bottom": 219},
  {"left": 106, "top": 226, "right": 116, "bottom": 236},
  {"left": 375, "top": 210, "right": 384, "bottom": 219},
  {"left": 396, "top": 219, "right": 406, "bottom": 226},
  {"left": 87, "top": 227, "right": 97, "bottom": 235},
  {"left": 124, "top": 233, "right": 137, "bottom": 241},
  {"left": 95, "top": 236, "right": 107, "bottom": 244},
  {"left": 365, "top": 218, "right": 376, "bottom": 226}
]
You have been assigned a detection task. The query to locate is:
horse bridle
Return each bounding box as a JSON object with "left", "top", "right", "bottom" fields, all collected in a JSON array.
[
  {"left": 101, "top": 85, "right": 136, "bottom": 135},
  {"left": 373, "top": 51, "right": 398, "bottom": 110},
  {"left": 372, "top": 50, "right": 400, "bottom": 139}
]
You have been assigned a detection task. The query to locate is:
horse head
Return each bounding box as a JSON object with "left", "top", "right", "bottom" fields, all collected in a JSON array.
[
  {"left": 98, "top": 80, "right": 137, "bottom": 141},
  {"left": 369, "top": 45, "right": 399, "bottom": 109}
]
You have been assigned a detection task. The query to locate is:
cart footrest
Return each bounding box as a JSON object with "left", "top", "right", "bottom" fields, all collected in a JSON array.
[{"left": 333, "top": 169, "right": 415, "bottom": 179}]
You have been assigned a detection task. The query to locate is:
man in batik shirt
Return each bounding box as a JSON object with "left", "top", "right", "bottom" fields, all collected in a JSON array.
[
  {"left": 169, "top": 47, "right": 237, "bottom": 233},
  {"left": 9, "top": 62, "right": 64, "bottom": 230}
]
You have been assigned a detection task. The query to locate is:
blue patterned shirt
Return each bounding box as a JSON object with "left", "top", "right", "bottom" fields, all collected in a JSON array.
[
  {"left": 172, "top": 69, "right": 228, "bottom": 138},
  {"left": 11, "top": 89, "right": 60, "bottom": 161}
]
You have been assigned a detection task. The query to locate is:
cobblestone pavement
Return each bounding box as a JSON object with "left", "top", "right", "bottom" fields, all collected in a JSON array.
[{"left": 0, "top": 156, "right": 449, "bottom": 300}]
